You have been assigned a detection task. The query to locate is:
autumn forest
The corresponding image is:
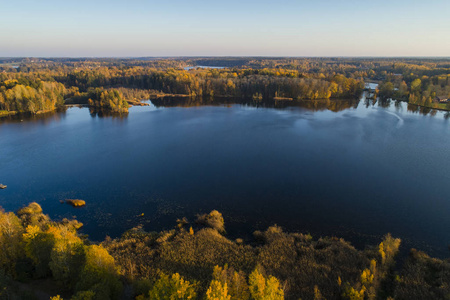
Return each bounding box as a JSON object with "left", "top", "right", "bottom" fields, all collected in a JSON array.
[{"left": 1, "top": 57, "right": 450, "bottom": 116}]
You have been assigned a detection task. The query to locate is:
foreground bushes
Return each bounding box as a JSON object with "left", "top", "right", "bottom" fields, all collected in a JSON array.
[
  {"left": 1, "top": 203, "right": 449, "bottom": 299},
  {"left": 0, "top": 203, "right": 122, "bottom": 299}
]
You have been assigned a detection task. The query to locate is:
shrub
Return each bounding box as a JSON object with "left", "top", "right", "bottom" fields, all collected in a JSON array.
[{"left": 196, "top": 210, "right": 225, "bottom": 233}]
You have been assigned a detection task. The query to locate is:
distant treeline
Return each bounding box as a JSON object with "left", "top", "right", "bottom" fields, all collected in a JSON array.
[
  {"left": 59, "top": 68, "right": 364, "bottom": 100},
  {"left": 1, "top": 57, "right": 450, "bottom": 115},
  {"left": 0, "top": 203, "right": 449, "bottom": 300}
]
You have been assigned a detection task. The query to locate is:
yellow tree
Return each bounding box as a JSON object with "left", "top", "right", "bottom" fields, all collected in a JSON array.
[
  {"left": 75, "top": 245, "right": 122, "bottom": 299},
  {"left": 211, "top": 265, "right": 249, "bottom": 300},
  {"left": 148, "top": 273, "right": 197, "bottom": 300},
  {"left": 378, "top": 234, "right": 401, "bottom": 267},
  {"left": 23, "top": 225, "right": 56, "bottom": 278},
  {"left": 248, "top": 268, "right": 284, "bottom": 300},
  {"left": 0, "top": 210, "right": 24, "bottom": 277},
  {"left": 206, "top": 280, "right": 231, "bottom": 300},
  {"left": 49, "top": 226, "right": 85, "bottom": 288}
]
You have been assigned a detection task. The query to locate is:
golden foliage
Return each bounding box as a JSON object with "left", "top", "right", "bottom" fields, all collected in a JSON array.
[
  {"left": 248, "top": 268, "right": 284, "bottom": 300},
  {"left": 206, "top": 280, "right": 231, "bottom": 300}
]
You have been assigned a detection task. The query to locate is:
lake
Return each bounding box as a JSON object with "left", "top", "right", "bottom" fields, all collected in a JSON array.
[
  {"left": 184, "top": 65, "right": 226, "bottom": 70},
  {"left": 1, "top": 95, "right": 449, "bottom": 257}
]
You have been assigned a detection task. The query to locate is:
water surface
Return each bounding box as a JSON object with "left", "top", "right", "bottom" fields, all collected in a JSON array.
[{"left": 1, "top": 97, "right": 449, "bottom": 257}]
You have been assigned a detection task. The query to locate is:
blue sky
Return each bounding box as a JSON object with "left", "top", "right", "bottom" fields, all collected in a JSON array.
[{"left": 1, "top": 0, "right": 449, "bottom": 57}]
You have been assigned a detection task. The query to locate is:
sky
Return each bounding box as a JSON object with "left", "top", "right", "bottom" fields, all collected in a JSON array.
[{"left": 0, "top": 0, "right": 449, "bottom": 57}]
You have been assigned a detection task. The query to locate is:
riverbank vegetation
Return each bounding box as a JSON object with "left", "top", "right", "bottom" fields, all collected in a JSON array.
[
  {"left": 0, "top": 203, "right": 448, "bottom": 299},
  {"left": 372, "top": 60, "right": 450, "bottom": 110},
  {"left": 0, "top": 78, "right": 66, "bottom": 114}
]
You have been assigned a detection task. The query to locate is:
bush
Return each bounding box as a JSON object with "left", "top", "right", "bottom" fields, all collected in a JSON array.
[
  {"left": 17, "top": 202, "right": 49, "bottom": 229},
  {"left": 196, "top": 210, "right": 225, "bottom": 233}
]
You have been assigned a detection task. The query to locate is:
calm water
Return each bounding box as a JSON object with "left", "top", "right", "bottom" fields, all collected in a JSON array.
[
  {"left": 184, "top": 65, "right": 226, "bottom": 70},
  {"left": 1, "top": 96, "right": 450, "bottom": 257}
]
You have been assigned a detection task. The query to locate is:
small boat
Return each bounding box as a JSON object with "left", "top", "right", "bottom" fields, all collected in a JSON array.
[{"left": 0, "top": 184, "right": 7, "bottom": 189}]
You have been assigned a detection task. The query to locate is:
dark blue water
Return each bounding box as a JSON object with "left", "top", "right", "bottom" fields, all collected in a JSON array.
[{"left": 1, "top": 97, "right": 449, "bottom": 257}]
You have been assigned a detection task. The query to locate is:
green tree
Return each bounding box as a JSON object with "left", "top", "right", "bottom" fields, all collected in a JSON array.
[
  {"left": 76, "top": 245, "right": 122, "bottom": 300},
  {"left": 23, "top": 225, "right": 56, "bottom": 277},
  {"left": 148, "top": 273, "right": 197, "bottom": 300},
  {"left": 410, "top": 79, "right": 422, "bottom": 95},
  {"left": 49, "top": 226, "right": 86, "bottom": 288},
  {"left": 71, "top": 290, "right": 95, "bottom": 300},
  {"left": 0, "top": 209, "right": 24, "bottom": 277}
]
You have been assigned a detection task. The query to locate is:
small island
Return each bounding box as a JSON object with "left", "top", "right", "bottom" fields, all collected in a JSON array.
[{"left": 64, "top": 199, "right": 86, "bottom": 207}]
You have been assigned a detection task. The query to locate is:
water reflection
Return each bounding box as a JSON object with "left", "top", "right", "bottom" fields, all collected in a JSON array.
[
  {"left": 89, "top": 107, "right": 129, "bottom": 120},
  {"left": 150, "top": 95, "right": 447, "bottom": 118},
  {"left": 1, "top": 95, "right": 448, "bottom": 124},
  {"left": 150, "top": 97, "right": 360, "bottom": 112},
  {"left": 0, "top": 109, "right": 68, "bottom": 126}
]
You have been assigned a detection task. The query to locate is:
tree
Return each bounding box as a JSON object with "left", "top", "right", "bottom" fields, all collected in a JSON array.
[
  {"left": 379, "top": 234, "right": 401, "bottom": 267},
  {"left": 206, "top": 280, "right": 231, "bottom": 300},
  {"left": 148, "top": 273, "right": 197, "bottom": 300},
  {"left": 342, "top": 284, "right": 365, "bottom": 300},
  {"left": 0, "top": 210, "right": 24, "bottom": 277},
  {"left": 410, "top": 79, "right": 422, "bottom": 95},
  {"left": 17, "top": 202, "right": 49, "bottom": 229},
  {"left": 76, "top": 245, "right": 122, "bottom": 299},
  {"left": 23, "top": 225, "right": 56, "bottom": 277},
  {"left": 248, "top": 268, "right": 284, "bottom": 300},
  {"left": 71, "top": 290, "right": 95, "bottom": 300},
  {"left": 49, "top": 226, "right": 86, "bottom": 288},
  {"left": 210, "top": 265, "right": 250, "bottom": 300},
  {"left": 379, "top": 82, "right": 394, "bottom": 99}
]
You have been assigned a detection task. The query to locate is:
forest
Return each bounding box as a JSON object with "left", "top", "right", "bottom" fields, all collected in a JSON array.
[
  {"left": 0, "top": 203, "right": 449, "bottom": 300},
  {"left": 1, "top": 57, "right": 448, "bottom": 116}
]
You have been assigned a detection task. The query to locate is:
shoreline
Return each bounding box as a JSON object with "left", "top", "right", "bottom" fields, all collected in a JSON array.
[{"left": 0, "top": 203, "right": 448, "bottom": 300}]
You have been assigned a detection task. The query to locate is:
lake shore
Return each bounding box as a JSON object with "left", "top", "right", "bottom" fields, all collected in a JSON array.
[{"left": 0, "top": 203, "right": 448, "bottom": 300}]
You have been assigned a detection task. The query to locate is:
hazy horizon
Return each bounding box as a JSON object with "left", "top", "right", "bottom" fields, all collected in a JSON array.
[
  {"left": 1, "top": 0, "right": 449, "bottom": 57},
  {"left": 2, "top": 55, "right": 450, "bottom": 59}
]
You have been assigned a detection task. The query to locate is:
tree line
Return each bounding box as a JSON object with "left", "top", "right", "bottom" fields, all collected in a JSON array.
[
  {"left": 2, "top": 57, "right": 450, "bottom": 116},
  {"left": 377, "top": 74, "right": 450, "bottom": 110},
  {"left": 0, "top": 78, "right": 65, "bottom": 114}
]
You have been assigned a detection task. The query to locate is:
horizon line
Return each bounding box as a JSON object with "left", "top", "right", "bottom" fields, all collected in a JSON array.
[{"left": 1, "top": 55, "right": 450, "bottom": 59}]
